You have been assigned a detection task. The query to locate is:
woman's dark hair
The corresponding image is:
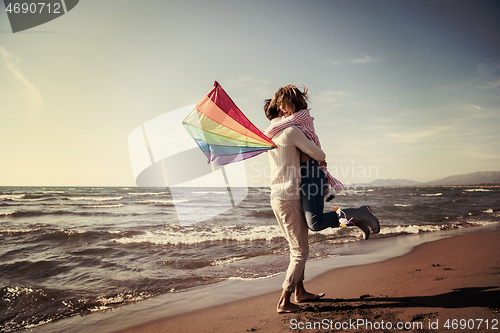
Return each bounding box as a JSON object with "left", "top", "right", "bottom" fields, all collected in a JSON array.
[{"left": 271, "top": 84, "right": 309, "bottom": 113}]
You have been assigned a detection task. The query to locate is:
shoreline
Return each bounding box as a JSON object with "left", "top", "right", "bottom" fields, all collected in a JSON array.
[
  {"left": 117, "top": 226, "right": 499, "bottom": 333},
  {"left": 29, "top": 224, "right": 500, "bottom": 333}
]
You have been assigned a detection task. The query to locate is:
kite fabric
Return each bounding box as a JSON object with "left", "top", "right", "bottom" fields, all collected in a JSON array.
[{"left": 182, "top": 81, "right": 276, "bottom": 166}]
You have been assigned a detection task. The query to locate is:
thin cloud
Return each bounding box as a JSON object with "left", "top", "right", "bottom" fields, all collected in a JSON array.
[
  {"left": 385, "top": 126, "right": 451, "bottom": 143},
  {"left": 228, "top": 75, "right": 271, "bottom": 94},
  {"left": 0, "top": 46, "right": 43, "bottom": 118},
  {"left": 465, "top": 103, "right": 485, "bottom": 110},
  {"left": 315, "top": 90, "right": 355, "bottom": 105},
  {"left": 460, "top": 149, "right": 499, "bottom": 160},
  {"left": 313, "top": 89, "right": 374, "bottom": 114},
  {"left": 329, "top": 55, "right": 378, "bottom": 67},
  {"left": 477, "top": 60, "right": 500, "bottom": 90},
  {"left": 460, "top": 103, "right": 500, "bottom": 119},
  {"left": 229, "top": 75, "right": 254, "bottom": 86},
  {"left": 482, "top": 80, "right": 500, "bottom": 90},
  {"left": 477, "top": 60, "right": 500, "bottom": 78}
]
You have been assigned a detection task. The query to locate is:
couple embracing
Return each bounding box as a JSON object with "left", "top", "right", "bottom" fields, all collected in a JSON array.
[{"left": 263, "top": 84, "right": 380, "bottom": 313}]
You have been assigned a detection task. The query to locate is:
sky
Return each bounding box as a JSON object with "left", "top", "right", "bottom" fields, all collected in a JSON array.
[{"left": 0, "top": 0, "right": 499, "bottom": 187}]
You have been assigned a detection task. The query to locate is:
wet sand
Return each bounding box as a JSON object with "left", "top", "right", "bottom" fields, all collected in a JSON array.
[{"left": 113, "top": 228, "right": 500, "bottom": 333}]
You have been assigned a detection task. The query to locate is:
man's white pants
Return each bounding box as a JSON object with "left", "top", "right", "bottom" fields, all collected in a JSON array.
[{"left": 271, "top": 197, "right": 310, "bottom": 292}]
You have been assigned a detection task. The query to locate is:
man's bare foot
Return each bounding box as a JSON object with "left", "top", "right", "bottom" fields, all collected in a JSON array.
[
  {"left": 295, "top": 291, "right": 325, "bottom": 303},
  {"left": 277, "top": 302, "right": 303, "bottom": 313},
  {"left": 277, "top": 289, "right": 303, "bottom": 313}
]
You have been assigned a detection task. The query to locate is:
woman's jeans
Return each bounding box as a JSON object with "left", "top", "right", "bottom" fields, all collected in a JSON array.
[{"left": 300, "top": 159, "right": 339, "bottom": 231}]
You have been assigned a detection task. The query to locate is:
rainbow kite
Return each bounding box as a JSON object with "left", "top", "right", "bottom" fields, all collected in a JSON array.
[{"left": 182, "top": 81, "right": 276, "bottom": 166}]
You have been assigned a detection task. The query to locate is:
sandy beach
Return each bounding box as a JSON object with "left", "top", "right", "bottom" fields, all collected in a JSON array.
[{"left": 111, "top": 228, "right": 499, "bottom": 333}]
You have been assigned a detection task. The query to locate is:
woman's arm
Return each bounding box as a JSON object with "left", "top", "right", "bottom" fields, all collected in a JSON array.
[{"left": 264, "top": 109, "right": 310, "bottom": 138}]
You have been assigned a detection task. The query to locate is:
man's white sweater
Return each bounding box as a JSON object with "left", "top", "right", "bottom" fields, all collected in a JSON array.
[{"left": 268, "top": 125, "right": 326, "bottom": 200}]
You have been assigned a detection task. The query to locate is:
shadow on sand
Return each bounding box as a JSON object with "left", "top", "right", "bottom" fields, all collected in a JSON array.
[{"left": 303, "top": 286, "right": 500, "bottom": 313}]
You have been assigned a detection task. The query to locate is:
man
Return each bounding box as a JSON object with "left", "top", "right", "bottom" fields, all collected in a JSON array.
[{"left": 268, "top": 118, "right": 326, "bottom": 313}]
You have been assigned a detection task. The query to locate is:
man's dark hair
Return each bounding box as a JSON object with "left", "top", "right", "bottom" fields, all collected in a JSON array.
[{"left": 264, "top": 99, "right": 280, "bottom": 120}]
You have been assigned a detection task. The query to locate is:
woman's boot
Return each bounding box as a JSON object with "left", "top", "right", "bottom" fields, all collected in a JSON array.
[{"left": 340, "top": 206, "right": 380, "bottom": 240}]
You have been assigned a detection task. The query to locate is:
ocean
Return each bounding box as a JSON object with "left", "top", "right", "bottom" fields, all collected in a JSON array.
[{"left": 1, "top": 185, "right": 499, "bottom": 332}]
